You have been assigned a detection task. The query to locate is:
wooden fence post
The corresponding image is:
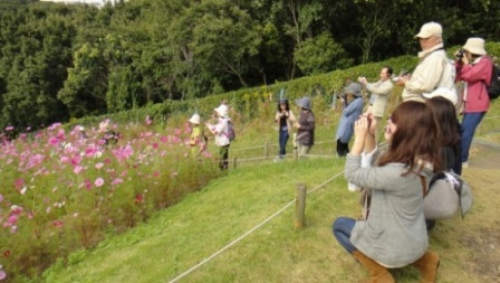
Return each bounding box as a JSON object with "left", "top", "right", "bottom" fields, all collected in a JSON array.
[
  {"left": 233, "top": 157, "right": 238, "bottom": 169},
  {"left": 295, "top": 183, "right": 307, "bottom": 229}
]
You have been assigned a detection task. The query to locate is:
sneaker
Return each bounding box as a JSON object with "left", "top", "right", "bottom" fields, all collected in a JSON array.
[{"left": 462, "top": 162, "right": 469, "bottom": 168}]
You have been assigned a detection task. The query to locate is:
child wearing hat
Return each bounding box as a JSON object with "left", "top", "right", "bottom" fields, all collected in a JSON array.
[
  {"left": 188, "top": 113, "right": 206, "bottom": 156},
  {"left": 294, "top": 96, "right": 315, "bottom": 156}
]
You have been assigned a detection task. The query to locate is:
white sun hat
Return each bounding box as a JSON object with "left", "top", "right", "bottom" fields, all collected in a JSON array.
[
  {"left": 214, "top": 104, "right": 229, "bottom": 118},
  {"left": 188, "top": 113, "right": 201, "bottom": 124},
  {"left": 462, "top": 37, "right": 487, "bottom": 56}
]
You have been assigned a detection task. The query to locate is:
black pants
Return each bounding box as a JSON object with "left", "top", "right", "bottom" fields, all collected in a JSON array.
[
  {"left": 336, "top": 139, "right": 349, "bottom": 157},
  {"left": 219, "top": 145, "right": 230, "bottom": 170}
]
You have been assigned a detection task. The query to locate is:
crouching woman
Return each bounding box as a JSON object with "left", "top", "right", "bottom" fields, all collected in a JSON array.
[{"left": 332, "top": 101, "right": 442, "bottom": 283}]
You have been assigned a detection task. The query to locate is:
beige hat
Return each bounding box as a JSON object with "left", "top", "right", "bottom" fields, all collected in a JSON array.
[
  {"left": 415, "top": 22, "right": 442, "bottom": 39},
  {"left": 463, "top": 37, "right": 487, "bottom": 56},
  {"left": 214, "top": 104, "right": 228, "bottom": 118},
  {"left": 423, "top": 87, "right": 458, "bottom": 105},
  {"left": 188, "top": 113, "right": 200, "bottom": 124}
]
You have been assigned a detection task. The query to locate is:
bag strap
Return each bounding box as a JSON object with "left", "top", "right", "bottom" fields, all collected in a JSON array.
[{"left": 419, "top": 175, "right": 428, "bottom": 197}]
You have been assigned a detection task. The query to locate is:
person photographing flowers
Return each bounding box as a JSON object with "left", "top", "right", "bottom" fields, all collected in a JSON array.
[{"left": 332, "top": 101, "right": 442, "bottom": 282}]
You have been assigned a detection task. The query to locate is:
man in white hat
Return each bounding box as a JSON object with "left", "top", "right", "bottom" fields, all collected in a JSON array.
[
  {"left": 205, "top": 105, "right": 231, "bottom": 170},
  {"left": 397, "top": 22, "right": 455, "bottom": 102}
]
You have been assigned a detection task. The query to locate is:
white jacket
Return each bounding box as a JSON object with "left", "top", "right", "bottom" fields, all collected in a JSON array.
[{"left": 402, "top": 44, "right": 455, "bottom": 102}]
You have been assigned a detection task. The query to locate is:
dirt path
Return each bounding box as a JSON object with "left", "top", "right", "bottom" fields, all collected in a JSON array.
[{"left": 455, "top": 139, "right": 500, "bottom": 283}]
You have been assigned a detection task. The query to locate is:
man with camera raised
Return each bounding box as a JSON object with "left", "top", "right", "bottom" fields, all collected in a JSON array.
[{"left": 397, "top": 22, "right": 455, "bottom": 102}]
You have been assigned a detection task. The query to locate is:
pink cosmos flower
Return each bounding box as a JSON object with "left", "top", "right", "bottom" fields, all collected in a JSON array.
[
  {"left": 49, "top": 137, "right": 59, "bottom": 145},
  {"left": 174, "top": 129, "right": 181, "bottom": 135},
  {"left": 7, "top": 216, "right": 17, "bottom": 225},
  {"left": 111, "top": 178, "right": 123, "bottom": 185},
  {"left": 94, "top": 178, "right": 104, "bottom": 187},
  {"left": 95, "top": 162, "right": 104, "bottom": 169},
  {"left": 153, "top": 143, "right": 158, "bottom": 149},
  {"left": 10, "top": 226, "right": 17, "bottom": 234},
  {"left": 14, "top": 178, "right": 25, "bottom": 189},
  {"left": 27, "top": 154, "right": 44, "bottom": 169},
  {"left": 60, "top": 156, "right": 70, "bottom": 163},
  {"left": 160, "top": 136, "right": 167, "bottom": 143},
  {"left": 53, "top": 220, "right": 64, "bottom": 227},
  {"left": 47, "top": 123, "right": 62, "bottom": 131},
  {"left": 0, "top": 269, "right": 6, "bottom": 280},
  {"left": 84, "top": 179, "right": 92, "bottom": 190},
  {"left": 85, "top": 146, "right": 98, "bottom": 158},
  {"left": 10, "top": 205, "right": 23, "bottom": 215},
  {"left": 73, "top": 166, "right": 83, "bottom": 174},
  {"left": 71, "top": 155, "right": 82, "bottom": 166},
  {"left": 5, "top": 125, "right": 13, "bottom": 131}
]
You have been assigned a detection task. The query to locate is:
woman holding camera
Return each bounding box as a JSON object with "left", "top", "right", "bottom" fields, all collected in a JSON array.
[
  {"left": 455, "top": 37, "right": 493, "bottom": 168},
  {"left": 274, "top": 99, "right": 296, "bottom": 159},
  {"left": 332, "top": 101, "right": 443, "bottom": 282}
]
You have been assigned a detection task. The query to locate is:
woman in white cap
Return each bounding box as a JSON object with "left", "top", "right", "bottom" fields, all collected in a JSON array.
[
  {"left": 205, "top": 105, "right": 231, "bottom": 170},
  {"left": 294, "top": 96, "right": 315, "bottom": 156},
  {"left": 455, "top": 37, "right": 493, "bottom": 168}
]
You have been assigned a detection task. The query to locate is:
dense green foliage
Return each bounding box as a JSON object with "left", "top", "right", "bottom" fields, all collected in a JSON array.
[{"left": 1, "top": 0, "right": 500, "bottom": 129}]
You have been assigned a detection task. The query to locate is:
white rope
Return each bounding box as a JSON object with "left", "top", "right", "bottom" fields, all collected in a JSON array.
[
  {"left": 167, "top": 170, "right": 344, "bottom": 283},
  {"left": 231, "top": 145, "right": 265, "bottom": 152}
]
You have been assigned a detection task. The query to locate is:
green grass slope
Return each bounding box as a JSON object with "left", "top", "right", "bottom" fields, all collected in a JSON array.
[{"left": 43, "top": 98, "right": 500, "bottom": 283}]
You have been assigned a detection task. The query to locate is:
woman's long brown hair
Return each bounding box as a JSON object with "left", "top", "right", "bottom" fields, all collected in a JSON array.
[{"left": 378, "top": 101, "right": 443, "bottom": 174}]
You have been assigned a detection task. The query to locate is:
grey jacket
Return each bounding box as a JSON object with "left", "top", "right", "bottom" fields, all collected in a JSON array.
[{"left": 345, "top": 152, "right": 432, "bottom": 267}]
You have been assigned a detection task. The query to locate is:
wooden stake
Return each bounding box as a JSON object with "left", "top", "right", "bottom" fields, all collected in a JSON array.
[
  {"left": 233, "top": 157, "right": 238, "bottom": 169},
  {"left": 295, "top": 183, "right": 307, "bottom": 229}
]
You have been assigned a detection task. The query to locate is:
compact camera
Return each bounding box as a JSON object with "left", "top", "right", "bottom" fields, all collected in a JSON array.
[{"left": 456, "top": 49, "right": 465, "bottom": 59}]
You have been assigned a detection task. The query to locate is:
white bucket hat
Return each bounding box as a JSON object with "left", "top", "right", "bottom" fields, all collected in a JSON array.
[
  {"left": 415, "top": 22, "right": 442, "bottom": 39},
  {"left": 188, "top": 113, "right": 201, "bottom": 124},
  {"left": 423, "top": 87, "right": 458, "bottom": 105},
  {"left": 463, "top": 37, "right": 487, "bottom": 56},
  {"left": 214, "top": 104, "right": 228, "bottom": 118}
]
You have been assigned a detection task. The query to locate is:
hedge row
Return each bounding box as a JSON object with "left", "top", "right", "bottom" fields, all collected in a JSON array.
[{"left": 67, "top": 42, "right": 500, "bottom": 128}]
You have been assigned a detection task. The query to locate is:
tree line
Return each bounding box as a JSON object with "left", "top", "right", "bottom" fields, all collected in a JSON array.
[{"left": 0, "top": 0, "right": 499, "bottom": 130}]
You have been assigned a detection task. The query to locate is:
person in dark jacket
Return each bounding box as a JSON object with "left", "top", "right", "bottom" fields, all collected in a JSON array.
[{"left": 294, "top": 96, "right": 315, "bottom": 157}]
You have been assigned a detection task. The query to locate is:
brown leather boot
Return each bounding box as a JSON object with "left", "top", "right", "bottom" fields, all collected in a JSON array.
[
  {"left": 412, "top": 251, "right": 440, "bottom": 283},
  {"left": 352, "top": 250, "right": 395, "bottom": 283}
]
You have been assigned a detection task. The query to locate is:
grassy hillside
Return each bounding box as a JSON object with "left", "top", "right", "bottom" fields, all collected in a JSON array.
[{"left": 42, "top": 97, "right": 500, "bottom": 282}]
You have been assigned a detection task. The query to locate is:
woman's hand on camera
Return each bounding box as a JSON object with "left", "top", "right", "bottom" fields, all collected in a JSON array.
[
  {"left": 354, "top": 116, "right": 369, "bottom": 140},
  {"left": 367, "top": 113, "right": 377, "bottom": 136}
]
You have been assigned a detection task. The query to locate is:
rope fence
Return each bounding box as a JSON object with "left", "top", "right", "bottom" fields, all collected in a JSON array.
[{"left": 167, "top": 170, "right": 345, "bottom": 283}]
